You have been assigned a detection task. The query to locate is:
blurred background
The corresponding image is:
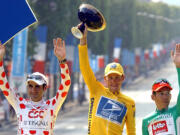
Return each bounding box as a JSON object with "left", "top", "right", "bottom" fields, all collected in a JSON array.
[{"left": 0, "top": 0, "right": 180, "bottom": 135}]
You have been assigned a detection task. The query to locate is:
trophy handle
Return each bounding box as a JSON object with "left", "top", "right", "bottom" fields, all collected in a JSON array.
[{"left": 71, "top": 22, "right": 85, "bottom": 39}]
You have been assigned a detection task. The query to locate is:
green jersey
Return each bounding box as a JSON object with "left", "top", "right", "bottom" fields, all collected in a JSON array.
[{"left": 142, "top": 68, "right": 180, "bottom": 135}]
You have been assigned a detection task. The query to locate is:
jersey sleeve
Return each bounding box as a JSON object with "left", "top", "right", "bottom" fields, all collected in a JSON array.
[
  {"left": 0, "top": 61, "right": 19, "bottom": 112},
  {"left": 176, "top": 68, "right": 180, "bottom": 115},
  {"left": 142, "top": 119, "right": 149, "bottom": 135},
  {"left": 47, "top": 63, "right": 71, "bottom": 116},
  {"left": 78, "top": 44, "right": 101, "bottom": 95},
  {"left": 126, "top": 101, "right": 136, "bottom": 135}
]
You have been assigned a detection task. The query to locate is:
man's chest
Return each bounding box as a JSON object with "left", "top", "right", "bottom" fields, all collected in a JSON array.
[
  {"left": 147, "top": 113, "right": 176, "bottom": 135},
  {"left": 94, "top": 95, "right": 128, "bottom": 125},
  {"left": 17, "top": 103, "right": 55, "bottom": 129}
]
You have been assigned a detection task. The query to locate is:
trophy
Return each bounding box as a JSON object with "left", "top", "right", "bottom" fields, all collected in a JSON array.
[{"left": 71, "top": 3, "right": 106, "bottom": 39}]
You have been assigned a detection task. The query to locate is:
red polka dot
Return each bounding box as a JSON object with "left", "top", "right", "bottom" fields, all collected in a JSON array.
[
  {"left": 65, "top": 80, "right": 71, "bottom": 86},
  {"left": 59, "top": 84, "right": 63, "bottom": 90},
  {"left": 56, "top": 92, "right": 59, "bottom": 99},
  {"left": 46, "top": 100, "right": 50, "bottom": 105},
  {"left": 52, "top": 99, "right": 56, "bottom": 106},
  {"left": 0, "top": 80, "right": 4, "bottom": 85},
  {"left": 1, "top": 72, "right": 5, "bottom": 78},
  {"left": 3, "top": 91, "right": 9, "bottom": 96},
  {"left": 29, "top": 130, "right": 36, "bottom": 134},
  {"left": 43, "top": 131, "right": 49, "bottom": 135},
  {"left": 20, "top": 115, "right": 22, "bottom": 121},
  {"left": 21, "top": 128, "right": 24, "bottom": 134},
  {"left": 60, "top": 64, "right": 65, "bottom": 68},
  {"left": 61, "top": 73, "right": 65, "bottom": 79},
  {"left": 5, "top": 82, "right": 9, "bottom": 89},
  {"left": 51, "top": 122, "right": 53, "bottom": 129},
  {"left": 20, "top": 104, "right": 26, "bottom": 109},
  {"left": 19, "top": 97, "right": 23, "bottom": 101},
  {"left": 61, "top": 92, "right": 68, "bottom": 97},
  {"left": 66, "top": 69, "right": 69, "bottom": 74},
  {"left": 51, "top": 110, "right": 53, "bottom": 116},
  {"left": 0, "top": 61, "right": 3, "bottom": 67}
]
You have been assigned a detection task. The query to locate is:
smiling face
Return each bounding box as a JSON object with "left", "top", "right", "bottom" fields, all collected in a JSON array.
[
  {"left": 104, "top": 73, "right": 125, "bottom": 94},
  {"left": 27, "top": 81, "right": 46, "bottom": 102},
  {"left": 151, "top": 87, "right": 172, "bottom": 110}
]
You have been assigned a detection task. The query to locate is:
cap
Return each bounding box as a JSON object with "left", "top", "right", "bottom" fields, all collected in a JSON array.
[
  {"left": 152, "top": 78, "right": 172, "bottom": 92},
  {"left": 104, "top": 62, "right": 124, "bottom": 76},
  {"left": 27, "top": 72, "right": 48, "bottom": 86}
]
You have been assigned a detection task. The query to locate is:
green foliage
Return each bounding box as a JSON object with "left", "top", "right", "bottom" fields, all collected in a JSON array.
[{"left": 26, "top": 0, "right": 180, "bottom": 56}]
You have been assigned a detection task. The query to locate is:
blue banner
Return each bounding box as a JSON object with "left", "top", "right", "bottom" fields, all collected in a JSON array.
[
  {"left": 65, "top": 33, "right": 78, "bottom": 46},
  {"left": 73, "top": 46, "right": 80, "bottom": 72},
  {"left": 26, "top": 57, "right": 33, "bottom": 74},
  {"left": 121, "top": 49, "right": 135, "bottom": 66},
  {"left": 35, "top": 26, "right": 47, "bottom": 43},
  {"left": 0, "top": 0, "right": 37, "bottom": 45},
  {"left": 114, "top": 38, "right": 122, "bottom": 48},
  {"left": 49, "top": 50, "right": 59, "bottom": 74},
  {"left": 90, "top": 55, "right": 98, "bottom": 73},
  {"left": 12, "top": 29, "right": 28, "bottom": 77}
]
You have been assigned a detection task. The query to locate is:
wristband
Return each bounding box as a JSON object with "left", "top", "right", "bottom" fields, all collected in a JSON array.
[{"left": 59, "top": 58, "right": 67, "bottom": 64}]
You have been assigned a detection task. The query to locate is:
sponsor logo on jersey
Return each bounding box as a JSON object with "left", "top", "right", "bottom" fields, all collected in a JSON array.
[
  {"left": 28, "top": 109, "right": 44, "bottom": 119},
  {"left": 23, "top": 120, "right": 48, "bottom": 127},
  {"left": 96, "top": 96, "right": 127, "bottom": 125},
  {"left": 88, "top": 97, "right": 94, "bottom": 135},
  {"left": 151, "top": 120, "right": 168, "bottom": 135}
]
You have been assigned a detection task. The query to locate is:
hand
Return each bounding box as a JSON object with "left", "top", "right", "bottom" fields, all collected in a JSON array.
[
  {"left": 171, "top": 43, "right": 180, "bottom": 68},
  {"left": 53, "top": 38, "right": 66, "bottom": 61},
  {"left": 80, "top": 24, "right": 88, "bottom": 45},
  {"left": 0, "top": 42, "right": 5, "bottom": 61}
]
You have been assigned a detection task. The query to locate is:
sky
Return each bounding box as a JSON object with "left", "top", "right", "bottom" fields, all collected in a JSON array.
[{"left": 152, "top": 0, "right": 180, "bottom": 6}]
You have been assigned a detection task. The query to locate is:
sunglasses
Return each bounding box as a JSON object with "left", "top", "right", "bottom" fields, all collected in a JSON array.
[
  {"left": 27, "top": 75, "right": 44, "bottom": 81},
  {"left": 28, "top": 84, "right": 41, "bottom": 89},
  {"left": 153, "top": 78, "right": 171, "bottom": 86}
]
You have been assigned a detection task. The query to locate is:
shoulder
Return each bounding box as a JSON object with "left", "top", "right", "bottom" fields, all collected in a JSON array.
[
  {"left": 167, "top": 105, "right": 177, "bottom": 113},
  {"left": 120, "top": 93, "right": 135, "bottom": 105},
  {"left": 143, "top": 111, "right": 156, "bottom": 122}
]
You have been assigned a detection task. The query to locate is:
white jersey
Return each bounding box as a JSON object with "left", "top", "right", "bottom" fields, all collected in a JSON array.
[{"left": 0, "top": 61, "right": 71, "bottom": 135}]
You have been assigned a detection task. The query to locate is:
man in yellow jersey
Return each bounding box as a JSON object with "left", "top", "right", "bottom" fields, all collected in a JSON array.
[{"left": 78, "top": 26, "right": 136, "bottom": 135}]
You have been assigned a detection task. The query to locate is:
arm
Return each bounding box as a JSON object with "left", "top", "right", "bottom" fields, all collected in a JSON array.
[
  {"left": 79, "top": 26, "right": 101, "bottom": 95},
  {"left": 0, "top": 45, "right": 18, "bottom": 112},
  {"left": 171, "top": 44, "right": 180, "bottom": 114},
  {"left": 50, "top": 38, "right": 71, "bottom": 115},
  {"left": 176, "top": 68, "right": 180, "bottom": 115},
  {"left": 142, "top": 119, "right": 149, "bottom": 135},
  {"left": 126, "top": 102, "right": 136, "bottom": 135}
]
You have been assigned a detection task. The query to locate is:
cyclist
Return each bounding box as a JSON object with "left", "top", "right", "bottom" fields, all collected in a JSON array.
[
  {"left": 78, "top": 26, "right": 136, "bottom": 134},
  {"left": 142, "top": 43, "right": 180, "bottom": 135},
  {"left": 0, "top": 38, "right": 71, "bottom": 135}
]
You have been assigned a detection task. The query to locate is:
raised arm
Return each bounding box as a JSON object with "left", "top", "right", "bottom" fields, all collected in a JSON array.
[
  {"left": 0, "top": 43, "right": 5, "bottom": 62},
  {"left": 53, "top": 38, "right": 66, "bottom": 62},
  {"left": 48, "top": 38, "right": 71, "bottom": 115},
  {"left": 0, "top": 44, "right": 18, "bottom": 112},
  {"left": 78, "top": 26, "right": 101, "bottom": 95},
  {"left": 171, "top": 43, "right": 180, "bottom": 68},
  {"left": 171, "top": 43, "right": 180, "bottom": 115}
]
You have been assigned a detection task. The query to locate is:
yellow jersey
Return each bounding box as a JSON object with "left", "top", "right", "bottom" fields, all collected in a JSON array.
[{"left": 79, "top": 44, "right": 136, "bottom": 135}]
